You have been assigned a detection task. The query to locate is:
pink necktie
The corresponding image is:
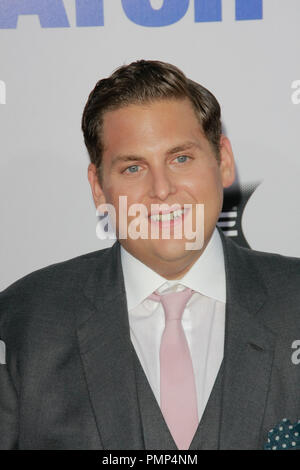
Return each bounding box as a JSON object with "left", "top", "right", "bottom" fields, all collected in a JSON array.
[{"left": 148, "top": 287, "right": 199, "bottom": 450}]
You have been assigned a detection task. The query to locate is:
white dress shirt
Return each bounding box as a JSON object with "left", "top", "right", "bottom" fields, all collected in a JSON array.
[{"left": 120, "top": 228, "right": 226, "bottom": 422}]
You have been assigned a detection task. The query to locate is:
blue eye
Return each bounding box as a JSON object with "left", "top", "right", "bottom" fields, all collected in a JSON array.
[
  {"left": 175, "top": 155, "right": 189, "bottom": 163},
  {"left": 125, "top": 165, "right": 140, "bottom": 173}
]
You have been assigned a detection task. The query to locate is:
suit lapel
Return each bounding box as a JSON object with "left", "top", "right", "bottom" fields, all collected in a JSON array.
[
  {"left": 76, "top": 241, "right": 144, "bottom": 450},
  {"left": 218, "top": 232, "right": 276, "bottom": 449}
]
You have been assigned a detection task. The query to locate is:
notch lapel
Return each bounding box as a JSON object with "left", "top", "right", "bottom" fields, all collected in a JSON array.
[
  {"left": 218, "top": 232, "right": 276, "bottom": 449},
  {"left": 76, "top": 241, "right": 144, "bottom": 450}
]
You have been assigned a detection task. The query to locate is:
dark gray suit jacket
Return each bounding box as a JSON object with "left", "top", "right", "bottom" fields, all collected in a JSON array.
[{"left": 0, "top": 232, "right": 300, "bottom": 449}]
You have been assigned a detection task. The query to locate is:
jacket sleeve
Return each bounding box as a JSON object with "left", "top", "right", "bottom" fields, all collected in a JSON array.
[
  {"left": 0, "top": 349, "right": 18, "bottom": 449},
  {"left": 0, "top": 293, "right": 19, "bottom": 449}
]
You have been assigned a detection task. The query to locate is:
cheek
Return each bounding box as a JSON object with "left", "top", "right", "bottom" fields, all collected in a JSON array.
[
  {"left": 103, "top": 187, "right": 145, "bottom": 224},
  {"left": 121, "top": 177, "right": 148, "bottom": 201},
  {"left": 184, "top": 168, "right": 223, "bottom": 199}
]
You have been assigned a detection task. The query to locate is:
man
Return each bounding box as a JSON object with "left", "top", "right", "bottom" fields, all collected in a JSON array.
[{"left": 1, "top": 60, "right": 300, "bottom": 450}]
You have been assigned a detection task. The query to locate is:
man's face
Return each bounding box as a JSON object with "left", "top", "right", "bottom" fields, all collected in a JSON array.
[{"left": 88, "top": 98, "right": 234, "bottom": 279}]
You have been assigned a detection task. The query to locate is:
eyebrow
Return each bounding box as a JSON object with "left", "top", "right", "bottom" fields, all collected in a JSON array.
[{"left": 111, "top": 141, "right": 201, "bottom": 166}]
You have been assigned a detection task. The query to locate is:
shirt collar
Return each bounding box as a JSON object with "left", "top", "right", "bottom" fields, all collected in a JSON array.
[{"left": 120, "top": 227, "right": 226, "bottom": 310}]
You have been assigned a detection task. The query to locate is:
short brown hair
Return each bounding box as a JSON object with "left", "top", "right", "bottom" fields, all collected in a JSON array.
[{"left": 81, "top": 60, "right": 222, "bottom": 181}]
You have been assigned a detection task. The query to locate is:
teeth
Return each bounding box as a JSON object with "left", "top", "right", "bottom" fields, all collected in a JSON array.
[{"left": 150, "top": 209, "right": 185, "bottom": 222}]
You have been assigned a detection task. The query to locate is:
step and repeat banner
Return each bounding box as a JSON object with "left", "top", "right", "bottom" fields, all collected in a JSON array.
[{"left": 0, "top": 0, "right": 299, "bottom": 289}]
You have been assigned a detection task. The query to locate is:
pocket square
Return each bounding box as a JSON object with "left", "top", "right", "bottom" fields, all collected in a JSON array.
[
  {"left": 0, "top": 339, "right": 6, "bottom": 364},
  {"left": 264, "top": 418, "right": 300, "bottom": 450}
]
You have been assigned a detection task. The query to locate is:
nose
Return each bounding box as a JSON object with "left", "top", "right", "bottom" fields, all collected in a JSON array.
[{"left": 148, "top": 166, "right": 176, "bottom": 201}]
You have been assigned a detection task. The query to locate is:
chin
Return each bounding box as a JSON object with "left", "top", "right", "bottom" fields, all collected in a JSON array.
[{"left": 151, "top": 238, "right": 192, "bottom": 262}]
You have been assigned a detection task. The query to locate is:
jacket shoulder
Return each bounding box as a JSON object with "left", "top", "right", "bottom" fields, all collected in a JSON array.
[
  {"left": 0, "top": 245, "right": 114, "bottom": 327},
  {"left": 223, "top": 237, "right": 300, "bottom": 329},
  {"left": 224, "top": 236, "right": 300, "bottom": 286}
]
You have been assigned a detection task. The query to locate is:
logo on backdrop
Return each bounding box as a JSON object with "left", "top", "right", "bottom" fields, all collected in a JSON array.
[
  {"left": 219, "top": 182, "right": 260, "bottom": 248},
  {"left": 0, "top": 0, "right": 263, "bottom": 29}
]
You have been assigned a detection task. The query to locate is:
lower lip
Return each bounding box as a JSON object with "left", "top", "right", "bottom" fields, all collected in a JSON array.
[{"left": 148, "top": 208, "right": 190, "bottom": 228}]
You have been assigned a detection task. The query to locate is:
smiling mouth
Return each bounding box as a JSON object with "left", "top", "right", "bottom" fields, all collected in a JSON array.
[
  {"left": 150, "top": 209, "right": 186, "bottom": 222},
  {"left": 149, "top": 207, "right": 189, "bottom": 222}
]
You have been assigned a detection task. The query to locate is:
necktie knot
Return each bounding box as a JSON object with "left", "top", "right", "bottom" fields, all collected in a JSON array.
[{"left": 148, "top": 287, "right": 193, "bottom": 321}]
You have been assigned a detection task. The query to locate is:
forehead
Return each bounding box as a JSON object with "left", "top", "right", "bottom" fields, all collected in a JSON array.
[{"left": 101, "top": 98, "right": 205, "bottom": 155}]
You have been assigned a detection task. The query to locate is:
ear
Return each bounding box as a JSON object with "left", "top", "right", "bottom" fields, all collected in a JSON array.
[
  {"left": 219, "top": 135, "right": 235, "bottom": 188},
  {"left": 87, "top": 163, "right": 107, "bottom": 213}
]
